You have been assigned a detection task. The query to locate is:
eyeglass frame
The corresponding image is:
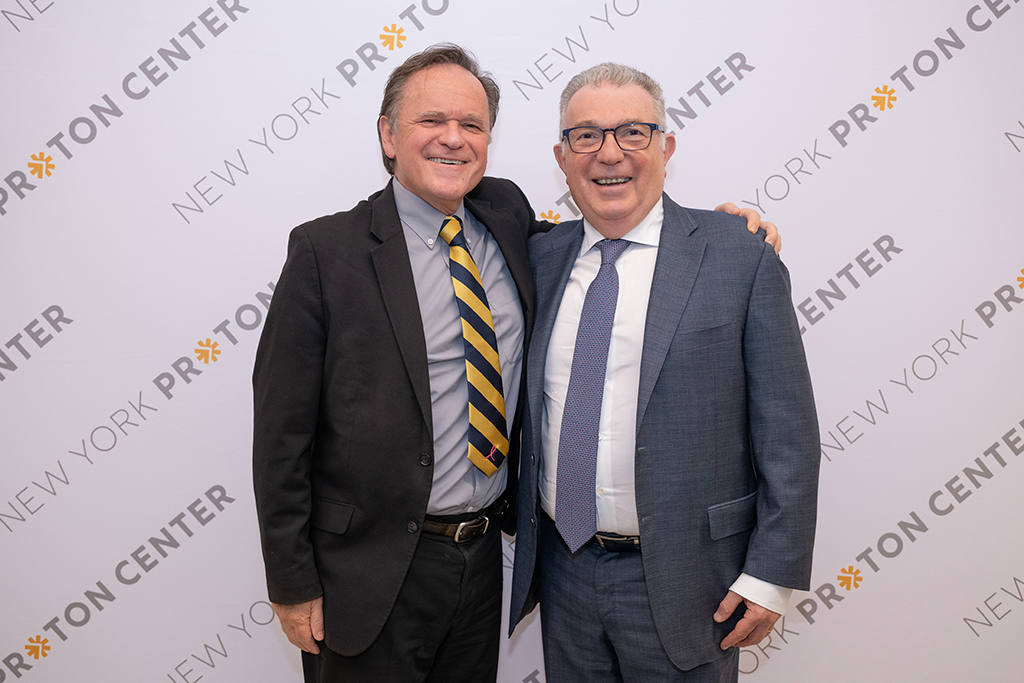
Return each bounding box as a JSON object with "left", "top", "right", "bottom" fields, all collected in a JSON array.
[{"left": 560, "top": 122, "right": 663, "bottom": 154}]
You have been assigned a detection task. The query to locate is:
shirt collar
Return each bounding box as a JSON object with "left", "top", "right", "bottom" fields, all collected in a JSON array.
[
  {"left": 392, "top": 177, "right": 466, "bottom": 250},
  {"left": 580, "top": 196, "right": 664, "bottom": 256}
]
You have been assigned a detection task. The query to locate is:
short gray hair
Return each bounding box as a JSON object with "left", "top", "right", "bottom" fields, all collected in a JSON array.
[{"left": 558, "top": 62, "right": 667, "bottom": 134}]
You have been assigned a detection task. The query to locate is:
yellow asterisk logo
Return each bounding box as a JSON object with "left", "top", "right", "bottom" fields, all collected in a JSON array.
[
  {"left": 837, "top": 565, "right": 863, "bottom": 590},
  {"left": 195, "top": 338, "right": 221, "bottom": 365},
  {"left": 26, "top": 635, "right": 50, "bottom": 660},
  {"left": 871, "top": 85, "right": 897, "bottom": 111},
  {"left": 28, "top": 152, "right": 55, "bottom": 179},
  {"left": 1017, "top": 268, "right": 1024, "bottom": 290},
  {"left": 380, "top": 24, "right": 406, "bottom": 51},
  {"left": 540, "top": 210, "right": 562, "bottom": 224}
]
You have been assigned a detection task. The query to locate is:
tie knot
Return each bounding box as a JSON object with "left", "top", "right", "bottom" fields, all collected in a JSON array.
[
  {"left": 596, "top": 239, "right": 629, "bottom": 265},
  {"left": 440, "top": 216, "right": 467, "bottom": 248}
]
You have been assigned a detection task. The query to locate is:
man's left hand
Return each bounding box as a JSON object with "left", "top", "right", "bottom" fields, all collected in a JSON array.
[
  {"left": 714, "top": 590, "right": 780, "bottom": 650},
  {"left": 715, "top": 202, "right": 781, "bottom": 255}
]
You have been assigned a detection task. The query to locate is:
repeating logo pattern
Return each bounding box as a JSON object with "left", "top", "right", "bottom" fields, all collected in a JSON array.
[{"left": 2, "top": 2, "right": 1022, "bottom": 682}]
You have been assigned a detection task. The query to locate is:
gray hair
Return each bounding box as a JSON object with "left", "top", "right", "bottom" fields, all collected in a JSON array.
[
  {"left": 377, "top": 43, "right": 500, "bottom": 175},
  {"left": 558, "top": 62, "right": 667, "bottom": 139}
]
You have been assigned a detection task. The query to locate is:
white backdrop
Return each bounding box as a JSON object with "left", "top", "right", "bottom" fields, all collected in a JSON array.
[{"left": 2, "top": 1, "right": 1022, "bottom": 681}]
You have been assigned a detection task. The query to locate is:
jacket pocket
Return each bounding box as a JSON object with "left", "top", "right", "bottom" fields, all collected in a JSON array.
[
  {"left": 668, "top": 321, "right": 738, "bottom": 355},
  {"left": 707, "top": 490, "right": 757, "bottom": 541},
  {"left": 311, "top": 497, "right": 355, "bottom": 535}
]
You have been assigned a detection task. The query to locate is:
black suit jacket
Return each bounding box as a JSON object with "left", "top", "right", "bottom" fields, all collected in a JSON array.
[{"left": 253, "top": 177, "right": 538, "bottom": 656}]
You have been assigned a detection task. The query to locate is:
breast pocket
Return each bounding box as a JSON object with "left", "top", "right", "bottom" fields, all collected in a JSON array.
[{"left": 667, "top": 321, "right": 738, "bottom": 356}]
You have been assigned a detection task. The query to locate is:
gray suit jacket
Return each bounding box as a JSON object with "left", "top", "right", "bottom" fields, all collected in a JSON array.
[{"left": 509, "top": 194, "right": 820, "bottom": 670}]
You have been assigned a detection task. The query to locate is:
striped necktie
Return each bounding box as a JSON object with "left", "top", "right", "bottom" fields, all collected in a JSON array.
[{"left": 440, "top": 215, "right": 508, "bottom": 477}]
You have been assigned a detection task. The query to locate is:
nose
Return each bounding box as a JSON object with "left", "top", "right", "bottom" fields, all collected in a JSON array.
[
  {"left": 439, "top": 120, "right": 465, "bottom": 148},
  {"left": 596, "top": 130, "right": 624, "bottom": 163}
]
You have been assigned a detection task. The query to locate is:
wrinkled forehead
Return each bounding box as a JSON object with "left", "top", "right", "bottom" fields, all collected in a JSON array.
[
  {"left": 562, "top": 82, "right": 659, "bottom": 128},
  {"left": 400, "top": 64, "right": 489, "bottom": 119}
]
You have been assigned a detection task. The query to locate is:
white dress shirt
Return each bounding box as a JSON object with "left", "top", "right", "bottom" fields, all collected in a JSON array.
[
  {"left": 539, "top": 198, "right": 792, "bottom": 615},
  {"left": 539, "top": 202, "right": 659, "bottom": 535}
]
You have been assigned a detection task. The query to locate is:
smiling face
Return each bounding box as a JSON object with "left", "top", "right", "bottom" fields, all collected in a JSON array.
[
  {"left": 555, "top": 82, "right": 676, "bottom": 239},
  {"left": 379, "top": 64, "right": 491, "bottom": 216}
]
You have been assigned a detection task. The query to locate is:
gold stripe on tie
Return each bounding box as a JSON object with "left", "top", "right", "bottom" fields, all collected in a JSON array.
[
  {"left": 461, "top": 323, "right": 502, "bottom": 375},
  {"left": 468, "top": 444, "right": 499, "bottom": 477},
  {"left": 451, "top": 280, "right": 497, "bottom": 331},
  {"left": 440, "top": 215, "right": 508, "bottom": 477}
]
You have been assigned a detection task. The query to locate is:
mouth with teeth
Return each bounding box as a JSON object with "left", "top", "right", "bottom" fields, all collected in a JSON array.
[
  {"left": 595, "top": 177, "right": 631, "bottom": 185},
  {"left": 430, "top": 158, "right": 467, "bottom": 165}
]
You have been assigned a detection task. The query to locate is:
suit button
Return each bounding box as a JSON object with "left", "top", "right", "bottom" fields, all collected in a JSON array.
[
  {"left": 407, "top": 521, "right": 418, "bottom": 533},
  {"left": 530, "top": 454, "right": 535, "bottom": 464},
  {"left": 530, "top": 517, "right": 536, "bottom": 528},
  {"left": 420, "top": 453, "right": 432, "bottom": 466}
]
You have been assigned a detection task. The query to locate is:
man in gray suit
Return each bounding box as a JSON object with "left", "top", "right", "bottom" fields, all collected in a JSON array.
[{"left": 509, "top": 63, "right": 820, "bottom": 682}]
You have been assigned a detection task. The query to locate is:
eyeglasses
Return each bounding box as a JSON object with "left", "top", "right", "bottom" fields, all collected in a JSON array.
[{"left": 561, "top": 122, "right": 662, "bottom": 153}]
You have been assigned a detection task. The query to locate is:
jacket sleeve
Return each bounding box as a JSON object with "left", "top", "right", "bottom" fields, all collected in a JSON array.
[
  {"left": 252, "top": 225, "right": 327, "bottom": 605},
  {"left": 740, "top": 243, "right": 821, "bottom": 590}
]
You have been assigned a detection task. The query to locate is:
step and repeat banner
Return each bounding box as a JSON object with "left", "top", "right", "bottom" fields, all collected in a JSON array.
[{"left": 2, "top": 1, "right": 1021, "bottom": 681}]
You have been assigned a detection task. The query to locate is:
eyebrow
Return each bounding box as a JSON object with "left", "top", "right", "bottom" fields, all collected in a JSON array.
[{"left": 416, "top": 110, "right": 487, "bottom": 125}]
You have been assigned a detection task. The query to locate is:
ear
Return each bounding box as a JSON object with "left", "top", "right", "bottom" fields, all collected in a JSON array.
[
  {"left": 662, "top": 132, "right": 677, "bottom": 167},
  {"left": 553, "top": 141, "right": 568, "bottom": 176},
  {"left": 379, "top": 116, "right": 396, "bottom": 161}
]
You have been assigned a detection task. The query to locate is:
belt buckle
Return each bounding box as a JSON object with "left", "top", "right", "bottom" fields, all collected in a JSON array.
[
  {"left": 453, "top": 514, "right": 488, "bottom": 543},
  {"left": 593, "top": 531, "right": 640, "bottom": 551}
]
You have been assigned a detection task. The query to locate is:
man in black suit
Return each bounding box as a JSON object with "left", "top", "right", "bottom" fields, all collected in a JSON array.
[
  {"left": 253, "top": 43, "right": 538, "bottom": 682},
  {"left": 253, "top": 44, "right": 775, "bottom": 682}
]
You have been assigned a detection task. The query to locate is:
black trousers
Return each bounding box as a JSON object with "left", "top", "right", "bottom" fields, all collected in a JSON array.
[{"left": 302, "top": 522, "right": 502, "bottom": 683}]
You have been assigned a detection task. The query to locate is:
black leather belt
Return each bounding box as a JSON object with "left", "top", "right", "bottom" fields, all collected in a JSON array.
[
  {"left": 593, "top": 531, "right": 641, "bottom": 552},
  {"left": 422, "top": 499, "right": 507, "bottom": 544}
]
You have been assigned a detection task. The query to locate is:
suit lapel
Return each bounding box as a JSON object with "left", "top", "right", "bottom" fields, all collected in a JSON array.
[
  {"left": 369, "top": 182, "right": 433, "bottom": 438},
  {"left": 527, "top": 222, "right": 584, "bottom": 453},
  {"left": 637, "top": 197, "right": 705, "bottom": 428},
  {"left": 465, "top": 192, "right": 535, "bottom": 337}
]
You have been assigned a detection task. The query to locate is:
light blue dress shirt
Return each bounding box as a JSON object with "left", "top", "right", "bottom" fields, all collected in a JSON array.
[{"left": 392, "top": 179, "right": 525, "bottom": 515}]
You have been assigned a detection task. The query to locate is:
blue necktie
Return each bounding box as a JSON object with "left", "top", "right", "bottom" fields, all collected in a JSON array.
[{"left": 555, "top": 239, "right": 630, "bottom": 552}]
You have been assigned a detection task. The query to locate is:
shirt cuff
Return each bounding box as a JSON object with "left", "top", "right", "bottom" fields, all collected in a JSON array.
[{"left": 728, "top": 573, "right": 793, "bottom": 616}]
